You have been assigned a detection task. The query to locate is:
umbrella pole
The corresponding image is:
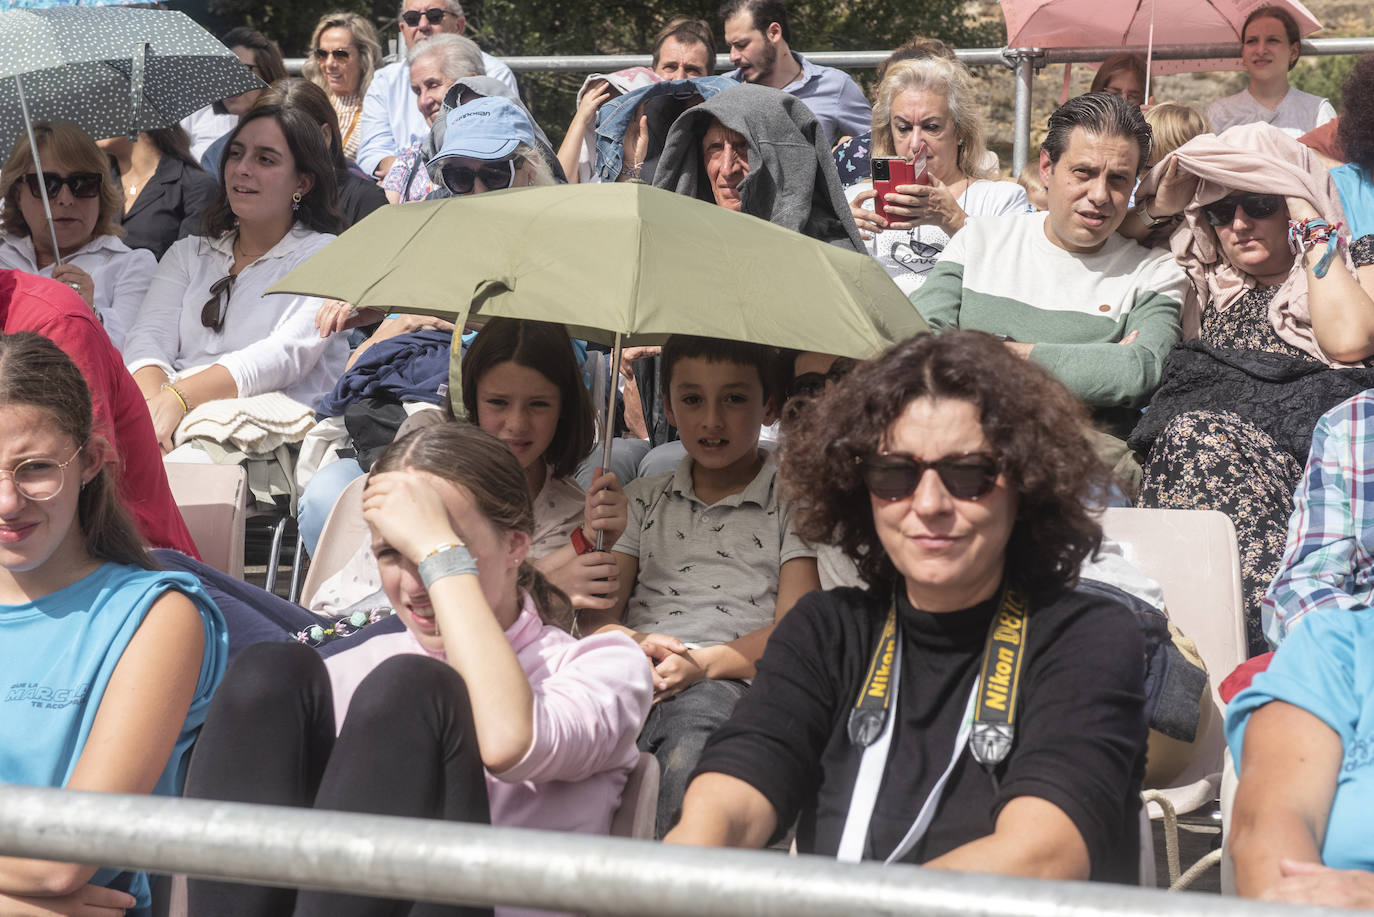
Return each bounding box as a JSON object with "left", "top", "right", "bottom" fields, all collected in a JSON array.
[
  {"left": 594, "top": 332, "right": 623, "bottom": 553},
  {"left": 14, "top": 75, "right": 63, "bottom": 268}
]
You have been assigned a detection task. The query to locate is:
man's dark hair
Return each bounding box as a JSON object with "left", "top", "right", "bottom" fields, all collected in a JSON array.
[
  {"left": 652, "top": 16, "right": 717, "bottom": 67},
  {"left": 718, "top": 0, "right": 790, "bottom": 45},
  {"left": 1042, "top": 92, "right": 1152, "bottom": 176},
  {"left": 662, "top": 334, "right": 781, "bottom": 407}
]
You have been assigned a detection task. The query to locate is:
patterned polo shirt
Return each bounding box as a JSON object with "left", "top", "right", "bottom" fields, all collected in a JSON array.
[{"left": 617, "top": 454, "right": 814, "bottom": 647}]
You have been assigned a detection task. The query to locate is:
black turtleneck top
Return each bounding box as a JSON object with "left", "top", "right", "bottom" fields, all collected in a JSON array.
[{"left": 693, "top": 583, "right": 1147, "bottom": 882}]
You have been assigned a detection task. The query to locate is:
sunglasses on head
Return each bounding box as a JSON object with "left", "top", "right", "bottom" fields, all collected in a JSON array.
[
  {"left": 440, "top": 157, "right": 522, "bottom": 195},
  {"left": 400, "top": 8, "right": 448, "bottom": 26},
  {"left": 200, "top": 273, "right": 237, "bottom": 333},
  {"left": 22, "top": 172, "right": 102, "bottom": 200},
  {"left": 859, "top": 451, "right": 1001, "bottom": 502},
  {"left": 313, "top": 47, "right": 352, "bottom": 61},
  {"left": 1202, "top": 193, "right": 1282, "bottom": 227}
]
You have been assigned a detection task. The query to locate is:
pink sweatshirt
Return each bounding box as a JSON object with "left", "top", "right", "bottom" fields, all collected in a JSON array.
[{"left": 323, "top": 597, "right": 653, "bottom": 917}]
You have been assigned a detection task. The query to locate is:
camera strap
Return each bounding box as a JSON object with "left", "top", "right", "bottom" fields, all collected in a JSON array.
[{"left": 836, "top": 586, "right": 1028, "bottom": 864}]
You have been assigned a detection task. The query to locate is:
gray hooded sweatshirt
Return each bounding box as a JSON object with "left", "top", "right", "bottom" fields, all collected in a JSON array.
[{"left": 652, "top": 83, "right": 863, "bottom": 251}]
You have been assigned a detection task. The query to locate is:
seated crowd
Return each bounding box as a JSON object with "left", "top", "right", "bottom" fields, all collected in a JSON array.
[{"left": 4, "top": 0, "right": 1374, "bottom": 912}]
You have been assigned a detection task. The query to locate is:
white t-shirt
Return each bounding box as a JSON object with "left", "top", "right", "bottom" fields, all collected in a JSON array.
[
  {"left": 847, "top": 179, "right": 1029, "bottom": 296},
  {"left": 1206, "top": 87, "right": 1337, "bottom": 139}
]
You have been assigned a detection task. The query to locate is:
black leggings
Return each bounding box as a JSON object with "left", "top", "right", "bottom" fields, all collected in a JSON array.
[{"left": 185, "top": 642, "right": 494, "bottom": 917}]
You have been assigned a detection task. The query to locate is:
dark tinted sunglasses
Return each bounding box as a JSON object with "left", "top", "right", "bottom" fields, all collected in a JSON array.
[
  {"left": 1202, "top": 193, "right": 1281, "bottom": 227},
  {"left": 313, "top": 47, "right": 352, "bottom": 61},
  {"left": 200, "top": 273, "right": 237, "bottom": 333},
  {"left": 789, "top": 357, "right": 857, "bottom": 399},
  {"left": 23, "top": 172, "right": 102, "bottom": 199},
  {"left": 440, "top": 158, "right": 521, "bottom": 195},
  {"left": 400, "top": 8, "right": 448, "bottom": 26},
  {"left": 859, "top": 451, "right": 1001, "bottom": 501}
]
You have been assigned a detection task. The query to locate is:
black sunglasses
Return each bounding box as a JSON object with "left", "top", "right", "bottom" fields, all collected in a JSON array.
[
  {"left": 313, "top": 47, "right": 352, "bottom": 61},
  {"left": 789, "top": 357, "right": 858, "bottom": 399},
  {"left": 200, "top": 274, "right": 237, "bottom": 333},
  {"left": 1202, "top": 193, "right": 1282, "bottom": 227},
  {"left": 23, "top": 172, "right": 103, "bottom": 200},
  {"left": 400, "top": 8, "right": 448, "bottom": 26},
  {"left": 440, "top": 158, "right": 522, "bottom": 195},
  {"left": 859, "top": 451, "right": 1001, "bottom": 502}
]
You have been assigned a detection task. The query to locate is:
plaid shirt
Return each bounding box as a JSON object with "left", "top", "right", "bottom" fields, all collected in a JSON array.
[{"left": 1263, "top": 391, "right": 1374, "bottom": 645}]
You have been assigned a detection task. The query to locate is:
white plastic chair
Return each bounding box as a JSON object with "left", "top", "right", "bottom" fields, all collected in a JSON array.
[
  {"left": 163, "top": 461, "right": 247, "bottom": 579},
  {"left": 1100, "top": 507, "right": 1246, "bottom": 889},
  {"left": 298, "top": 474, "right": 369, "bottom": 611}
]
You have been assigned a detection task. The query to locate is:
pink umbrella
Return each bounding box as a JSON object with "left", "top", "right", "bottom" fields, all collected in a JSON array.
[{"left": 1002, "top": 0, "right": 1323, "bottom": 76}]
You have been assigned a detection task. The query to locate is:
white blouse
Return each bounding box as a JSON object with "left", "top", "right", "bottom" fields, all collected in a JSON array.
[
  {"left": 122, "top": 224, "right": 348, "bottom": 408},
  {"left": 0, "top": 232, "right": 156, "bottom": 351}
]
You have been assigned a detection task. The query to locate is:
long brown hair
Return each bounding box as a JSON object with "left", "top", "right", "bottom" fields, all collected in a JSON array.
[
  {"left": 372, "top": 423, "right": 573, "bottom": 630},
  {"left": 0, "top": 333, "right": 153, "bottom": 571}
]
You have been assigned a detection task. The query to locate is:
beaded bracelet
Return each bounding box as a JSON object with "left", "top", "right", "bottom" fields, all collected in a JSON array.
[{"left": 294, "top": 607, "right": 393, "bottom": 646}]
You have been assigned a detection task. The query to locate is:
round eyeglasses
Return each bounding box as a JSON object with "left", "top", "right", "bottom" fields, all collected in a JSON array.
[{"left": 1, "top": 445, "right": 84, "bottom": 502}]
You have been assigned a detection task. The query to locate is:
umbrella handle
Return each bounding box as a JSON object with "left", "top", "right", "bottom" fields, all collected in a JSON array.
[
  {"left": 14, "top": 75, "right": 64, "bottom": 269},
  {"left": 594, "top": 332, "right": 623, "bottom": 553}
]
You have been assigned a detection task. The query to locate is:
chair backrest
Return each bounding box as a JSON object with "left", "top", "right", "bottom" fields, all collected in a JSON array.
[
  {"left": 164, "top": 461, "right": 247, "bottom": 579},
  {"left": 609, "top": 752, "right": 659, "bottom": 840},
  {"left": 300, "top": 474, "right": 369, "bottom": 610},
  {"left": 1100, "top": 507, "right": 1247, "bottom": 788}
]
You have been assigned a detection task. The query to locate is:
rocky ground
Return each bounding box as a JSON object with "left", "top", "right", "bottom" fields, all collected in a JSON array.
[{"left": 961, "top": 0, "right": 1371, "bottom": 170}]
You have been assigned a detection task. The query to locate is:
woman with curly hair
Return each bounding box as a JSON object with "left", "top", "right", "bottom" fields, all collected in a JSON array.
[
  {"left": 1332, "top": 53, "right": 1374, "bottom": 245},
  {"left": 301, "top": 11, "right": 383, "bottom": 164},
  {"left": 666, "top": 330, "right": 1148, "bottom": 882}
]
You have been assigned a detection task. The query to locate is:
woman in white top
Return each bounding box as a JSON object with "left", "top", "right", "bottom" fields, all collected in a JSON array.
[
  {"left": 0, "top": 121, "right": 156, "bottom": 350},
  {"left": 1206, "top": 5, "right": 1335, "bottom": 139},
  {"left": 847, "top": 57, "right": 1027, "bottom": 296},
  {"left": 122, "top": 104, "right": 349, "bottom": 451}
]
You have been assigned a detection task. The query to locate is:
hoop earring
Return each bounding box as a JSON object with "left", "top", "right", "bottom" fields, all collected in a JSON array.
[{"left": 291, "top": 190, "right": 302, "bottom": 212}]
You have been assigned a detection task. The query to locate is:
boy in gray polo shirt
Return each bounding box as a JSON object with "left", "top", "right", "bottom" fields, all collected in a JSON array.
[{"left": 580, "top": 335, "right": 820, "bottom": 836}]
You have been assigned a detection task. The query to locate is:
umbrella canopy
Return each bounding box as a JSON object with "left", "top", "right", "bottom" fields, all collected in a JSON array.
[
  {"left": 1002, "top": 0, "right": 1322, "bottom": 74},
  {"left": 271, "top": 182, "right": 927, "bottom": 359},
  {"left": 0, "top": 6, "right": 261, "bottom": 155}
]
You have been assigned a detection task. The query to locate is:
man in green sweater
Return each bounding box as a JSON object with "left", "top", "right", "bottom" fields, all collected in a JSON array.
[{"left": 909, "top": 92, "right": 1186, "bottom": 442}]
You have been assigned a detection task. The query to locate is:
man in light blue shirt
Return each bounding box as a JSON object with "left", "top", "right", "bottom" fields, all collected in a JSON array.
[
  {"left": 355, "top": 0, "right": 517, "bottom": 178},
  {"left": 720, "top": 0, "right": 871, "bottom": 147}
]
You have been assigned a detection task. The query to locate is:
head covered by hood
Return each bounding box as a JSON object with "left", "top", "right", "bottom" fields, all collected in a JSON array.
[
  {"left": 1138, "top": 121, "right": 1353, "bottom": 366},
  {"left": 652, "top": 83, "right": 863, "bottom": 251}
]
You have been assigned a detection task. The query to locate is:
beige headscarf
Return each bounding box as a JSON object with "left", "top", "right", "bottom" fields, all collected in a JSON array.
[{"left": 1137, "top": 122, "right": 1354, "bottom": 367}]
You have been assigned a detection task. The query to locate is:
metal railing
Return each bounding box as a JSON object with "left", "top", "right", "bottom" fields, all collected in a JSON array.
[
  {"left": 288, "top": 36, "right": 1374, "bottom": 176},
  {"left": 0, "top": 783, "right": 1351, "bottom": 917}
]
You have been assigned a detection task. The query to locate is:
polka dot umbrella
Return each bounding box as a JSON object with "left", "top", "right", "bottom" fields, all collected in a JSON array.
[{"left": 0, "top": 6, "right": 261, "bottom": 262}]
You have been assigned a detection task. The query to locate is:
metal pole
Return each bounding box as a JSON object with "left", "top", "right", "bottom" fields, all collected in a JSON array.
[
  {"left": 14, "top": 75, "right": 64, "bottom": 267},
  {"left": 594, "top": 330, "right": 622, "bottom": 552},
  {"left": 0, "top": 784, "right": 1342, "bottom": 917},
  {"left": 1010, "top": 50, "right": 1037, "bottom": 178}
]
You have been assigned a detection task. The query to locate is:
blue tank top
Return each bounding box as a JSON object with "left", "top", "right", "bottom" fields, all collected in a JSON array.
[{"left": 0, "top": 563, "right": 227, "bottom": 908}]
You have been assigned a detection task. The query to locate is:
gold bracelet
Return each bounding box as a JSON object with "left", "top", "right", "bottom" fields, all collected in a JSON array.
[{"left": 161, "top": 383, "right": 190, "bottom": 414}]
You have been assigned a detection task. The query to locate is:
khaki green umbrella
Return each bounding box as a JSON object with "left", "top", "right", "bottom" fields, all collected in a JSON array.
[
  {"left": 272, "top": 181, "right": 926, "bottom": 355},
  {"left": 272, "top": 182, "right": 927, "bottom": 543}
]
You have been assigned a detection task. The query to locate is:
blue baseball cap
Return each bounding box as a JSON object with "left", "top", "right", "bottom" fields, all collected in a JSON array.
[{"left": 430, "top": 97, "right": 538, "bottom": 165}]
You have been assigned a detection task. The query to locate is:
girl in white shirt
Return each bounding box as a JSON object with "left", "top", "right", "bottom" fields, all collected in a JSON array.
[
  {"left": 0, "top": 121, "right": 156, "bottom": 350},
  {"left": 122, "top": 105, "right": 350, "bottom": 451}
]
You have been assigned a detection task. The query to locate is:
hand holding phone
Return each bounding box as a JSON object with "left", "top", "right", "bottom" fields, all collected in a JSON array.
[{"left": 872, "top": 152, "right": 930, "bottom": 223}]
